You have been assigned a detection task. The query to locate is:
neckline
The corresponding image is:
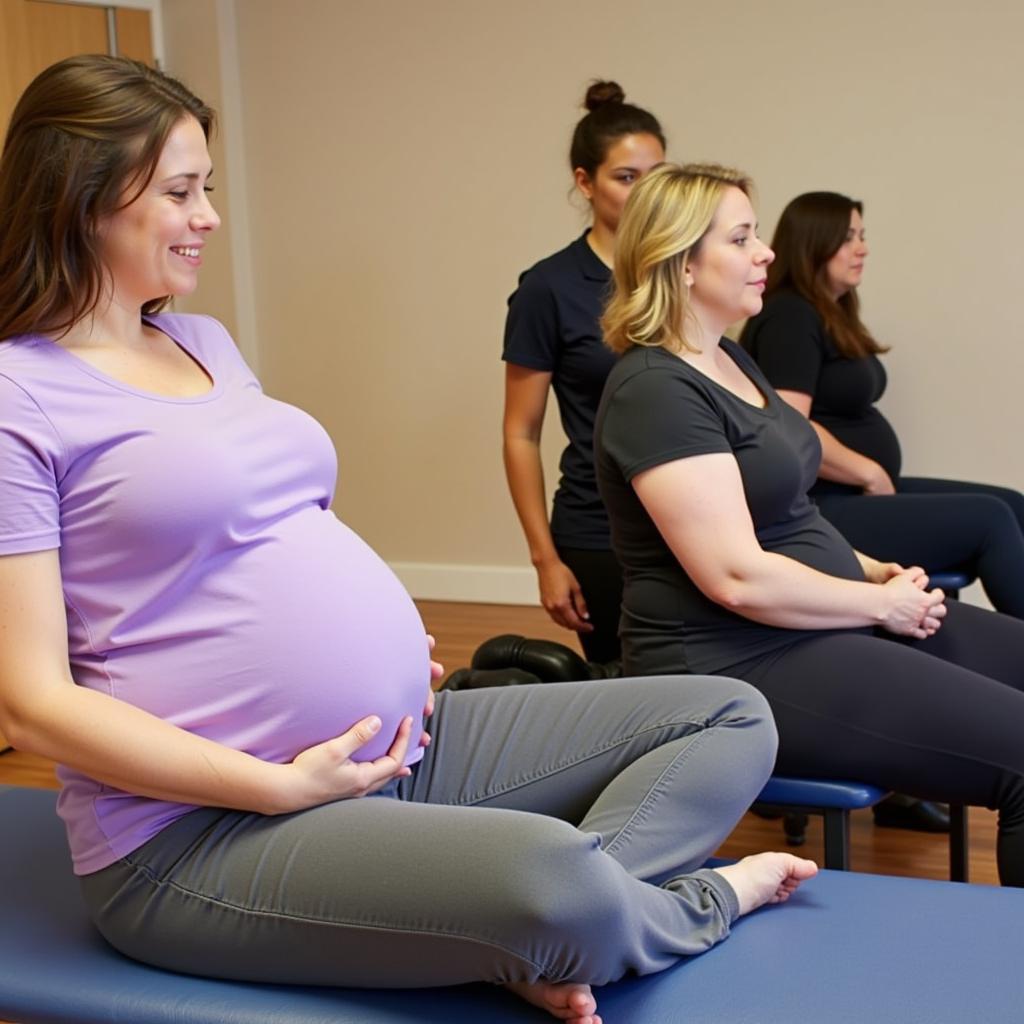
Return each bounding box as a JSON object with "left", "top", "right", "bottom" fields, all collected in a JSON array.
[
  {"left": 664, "top": 342, "right": 779, "bottom": 417},
  {"left": 39, "top": 316, "right": 223, "bottom": 405}
]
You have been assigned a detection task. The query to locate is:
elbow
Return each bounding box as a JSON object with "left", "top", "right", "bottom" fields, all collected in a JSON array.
[
  {"left": 503, "top": 424, "right": 541, "bottom": 448},
  {"left": 0, "top": 699, "right": 52, "bottom": 758},
  {"left": 0, "top": 710, "right": 29, "bottom": 754},
  {"left": 702, "top": 573, "right": 758, "bottom": 615},
  {"left": 710, "top": 582, "right": 746, "bottom": 613}
]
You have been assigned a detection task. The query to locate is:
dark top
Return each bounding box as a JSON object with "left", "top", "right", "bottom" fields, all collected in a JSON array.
[
  {"left": 743, "top": 290, "right": 902, "bottom": 497},
  {"left": 503, "top": 232, "right": 616, "bottom": 549},
  {"left": 595, "top": 339, "right": 866, "bottom": 677}
]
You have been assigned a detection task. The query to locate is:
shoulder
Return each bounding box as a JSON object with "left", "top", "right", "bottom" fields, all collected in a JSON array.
[
  {"left": 604, "top": 346, "right": 718, "bottom": 413},
  {"left": 512, "top": 233, "right": 605, "bottom": 299},
  {"left": 0, "top": 336, "right": 68, "bottom": 417},
  {"left": 599, "top": 347, "right": 731, "bottom": 477},
  {"left": 147, "top": 312, "right": 234, "bottom": 349},
  {"left": 0, "top": 334, "right": 54, "bottom": 374},
  {"left": 721, "top": 336, "right": 758, "bottom": 369},
  {"left": 148, "top": 313, "right": 256, "bottom": 380},
  {"left": 757, "top": 290, "right": 824, "bottom": 332},
  {"left": 0, "top": 364, "right": 65, "bottom": 467}
]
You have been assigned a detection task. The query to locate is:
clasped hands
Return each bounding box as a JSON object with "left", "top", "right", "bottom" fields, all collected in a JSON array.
[{"left": 870, "top": 561, "right": 947, "bottom": 639}]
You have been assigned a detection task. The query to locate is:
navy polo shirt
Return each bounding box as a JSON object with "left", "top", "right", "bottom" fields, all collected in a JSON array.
[{"left": 503, "top": 231, "right": 616, "bottom": 550}]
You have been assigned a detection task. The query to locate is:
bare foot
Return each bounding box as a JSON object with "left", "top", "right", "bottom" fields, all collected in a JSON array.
[
  {"left": 712, "top": 851, "right": 818, "bottom": 916},
  {"left": 504, "top": 979, "right": 603, "bottom": 1024}
]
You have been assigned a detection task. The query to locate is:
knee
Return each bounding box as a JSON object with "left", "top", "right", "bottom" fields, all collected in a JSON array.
[
  {"left": 988, "top": 487, "right": 1024, "bottom": 528},
  {"left": 971, "top": 495, "right": 1022, "bottom": 543},
  {"left": 687, "top": 675, "right": 778, "bottom": 763},
  {"left": 495, "top": 817, "right": 624, "bottom": 937}
]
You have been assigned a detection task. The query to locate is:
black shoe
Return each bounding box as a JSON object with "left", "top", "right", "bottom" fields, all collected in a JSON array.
[{"left": 873, "top": 794, "right": 951, "bottom": 833}]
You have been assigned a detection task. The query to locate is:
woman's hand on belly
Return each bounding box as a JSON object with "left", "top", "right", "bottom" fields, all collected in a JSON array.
[{"left": 275, "top": 713, "right": 415, "bottom": 813}]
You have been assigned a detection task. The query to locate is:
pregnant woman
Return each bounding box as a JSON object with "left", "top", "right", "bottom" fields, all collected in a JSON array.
[
  {"left": 0, "top": 57, "right": 813, "bottom": 1024},
  {"left": 595, "top": 163, "right": 1024, "bottom": 887},
  {"left": 741, "top": 191, "right": 1024, "bottom": 619}
]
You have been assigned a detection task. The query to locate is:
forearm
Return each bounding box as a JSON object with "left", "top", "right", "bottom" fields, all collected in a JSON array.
[
  {"left": 6, "top": 683, "right": 294, "bottom": 814},
  {"left": 712, "top": 550, "right": 887, "bottom": 630},
  {"left": 502, "top": 434, "right": 560, "bottom": 566},
  {"left": 810, "top": 421, "right": 885, "bottom": 488}
]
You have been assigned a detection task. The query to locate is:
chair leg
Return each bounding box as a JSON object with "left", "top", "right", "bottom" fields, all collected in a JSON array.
[
  {"left": 949, "top": 803, "right": 969, "bottom": 882},
  {"left": 783, "top": 812, "right": 809, "bottom": 846},
  {"left": 823, "top": 808, "right": 851, "bottom": 870}
]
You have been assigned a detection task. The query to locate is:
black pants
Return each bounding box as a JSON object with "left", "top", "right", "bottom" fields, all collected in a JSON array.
[
  {"left": 556, "top": 545, "right": 623, "bottom": 663},
  {"left": 738, "top": 602, "right": 1024, "bottom": 886},
  {"left": 817, "top": 477, "right": 1024, "bottom": 618}
]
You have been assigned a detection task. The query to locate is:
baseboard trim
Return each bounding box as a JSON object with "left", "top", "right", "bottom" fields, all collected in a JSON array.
[{"left": 389, "top": 562, "right": 539, "bottom": 605}]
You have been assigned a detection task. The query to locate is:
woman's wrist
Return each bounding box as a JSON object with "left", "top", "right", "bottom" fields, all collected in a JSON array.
[{"left": 531, "top": 548, "right": 563, "bottom": 569}]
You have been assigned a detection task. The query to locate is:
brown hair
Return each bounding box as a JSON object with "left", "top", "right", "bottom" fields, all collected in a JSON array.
[
  {"left": 751, "top": 191, "right": 886, "bottom": 358},
  {"left": 602, "top": 162, "right": 752, "bottom": 355},
  {"left": 569, "top": 80, "right": 665, "bottom": 178},
  {"left": 0, "top": 54, "right": 214, "bottom": 341}
]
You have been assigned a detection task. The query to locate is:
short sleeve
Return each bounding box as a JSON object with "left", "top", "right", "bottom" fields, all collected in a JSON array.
[
  {"left": 747, "top": 297, "right": 825, "bottom": 396},
  {"left": 0, "top": 375, "right": 62, "bottom": 554},
  {"left": 502, "top": 272, "right": 559, "bottom": 371},
  {"left": 601, "top": 367, "right": 731, "bottom": 482}
]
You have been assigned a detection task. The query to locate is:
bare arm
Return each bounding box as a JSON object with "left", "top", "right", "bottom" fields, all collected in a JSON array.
[
  {"left": 777, "top": 389, "right": 895, "bottom": 495},
  {"left": 631, "top": 453, "right": 943, "bottom": 636},
  {"left": 0, "top": 550, "right": 414, "bottom": 815},
  {"left": 502, "top": 364, "right": 591, "bottom": 633}
]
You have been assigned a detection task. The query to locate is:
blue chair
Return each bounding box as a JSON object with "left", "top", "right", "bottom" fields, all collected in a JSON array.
[
  {"left": 757, "top": 776, "right": 969, "bottom": 881},
  {"left": 1, "top": 784, "right": 1019, "bottom": 1024},
  {"left": 757, "top": 776, "right": 889, "bottom": 871},
  {"left": 927, "top": 569, "right": 974, "bottom": 599}
]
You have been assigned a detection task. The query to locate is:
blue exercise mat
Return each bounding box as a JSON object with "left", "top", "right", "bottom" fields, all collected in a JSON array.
[{"left": 2, "top": 785, "right": 1020, "bottom": 1023}]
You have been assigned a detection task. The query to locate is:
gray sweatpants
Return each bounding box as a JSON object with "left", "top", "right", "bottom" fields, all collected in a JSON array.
[{"left": 80, "top": 675, "right": 777, "bottom": 988}]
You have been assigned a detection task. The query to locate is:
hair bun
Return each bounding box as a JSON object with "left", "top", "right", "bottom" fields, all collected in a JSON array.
[{"left": 584, "top": 80, "right": 626, "bottom": 112}]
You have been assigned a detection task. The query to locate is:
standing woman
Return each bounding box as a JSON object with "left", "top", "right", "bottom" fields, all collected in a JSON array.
[
  {"left": 0, "top": 58, "right": 813, "bottom": 1024},
  {"left": 595, "top": 163, "right": 1024, "bottom": 887},
  {"left": 742, "top": 192, "right": 1024, "bottom": 618},
  {"left": 502, "top": 81, "right": 664, "bottom": 662}
]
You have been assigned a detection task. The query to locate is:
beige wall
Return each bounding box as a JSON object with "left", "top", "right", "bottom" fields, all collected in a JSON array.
[
  {"left": 164, "top": 0, "right": 1024, "bottom": 602},
  {"left": 161, "top": 0, "right": 241, "bottom": 347}
]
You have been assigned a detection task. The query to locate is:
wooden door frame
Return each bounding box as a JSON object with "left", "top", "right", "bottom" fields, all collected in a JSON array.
[{"left": 39, "top": 0, "right": 165, "bottom": 66}]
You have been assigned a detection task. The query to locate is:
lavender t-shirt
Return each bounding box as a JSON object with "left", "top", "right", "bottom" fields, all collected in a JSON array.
[{"left": 0, "top": 314, "right": 430, "bottom": 874}]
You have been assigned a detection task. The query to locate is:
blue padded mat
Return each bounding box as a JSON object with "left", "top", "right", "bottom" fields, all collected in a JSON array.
[{"left": 2, "top": 785, "right": 1021, "bottom": 1023}]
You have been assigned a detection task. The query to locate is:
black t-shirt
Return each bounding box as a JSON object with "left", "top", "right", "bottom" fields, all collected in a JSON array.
[
  {"left": 595, "top": 340, "right": 866, "bottom": 676},
  {"left": 503, "top": 232, "right": 616, "bottom": 549},
  {"left": 743, "top": 290, "right": 902, "bottom": 496}
]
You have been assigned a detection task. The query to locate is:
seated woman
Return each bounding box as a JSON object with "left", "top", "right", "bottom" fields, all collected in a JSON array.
[
  {"left": 594, "top": 163, "right": 1024, "bottom": 888},
  {"left": 0, "top": 57, "right": 814, "bottom": 1024},
  {"left": 741, "top": 191, "right": 1024, "bottom": 619}
]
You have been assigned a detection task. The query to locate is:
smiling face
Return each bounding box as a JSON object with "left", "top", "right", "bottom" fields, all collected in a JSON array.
[
  {"left": 824, "top": 207, "right": 868, "bottom": 299},
  {"left": 685, "top": 186, "right": 775, "bottom": 332},
  {"left": 98, "top": 115, "right": 220, "bottom": 310},
  {"left": 574, "top": 131, "right": 665, "bottom": 236}
]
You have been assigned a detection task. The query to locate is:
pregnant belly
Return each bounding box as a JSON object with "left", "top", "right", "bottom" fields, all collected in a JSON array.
[{"left": 95, "top": 509, "right": 431, "bottom": 766}]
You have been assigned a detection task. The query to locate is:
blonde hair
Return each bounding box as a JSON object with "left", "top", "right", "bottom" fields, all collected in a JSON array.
[{"left": 602, "top": 162, "right": 751, "bottom": 354}]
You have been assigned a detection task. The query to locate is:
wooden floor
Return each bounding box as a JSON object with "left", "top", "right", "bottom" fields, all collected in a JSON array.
[{"left": 0, "top": 598, "right": 999, "bottom": 887}]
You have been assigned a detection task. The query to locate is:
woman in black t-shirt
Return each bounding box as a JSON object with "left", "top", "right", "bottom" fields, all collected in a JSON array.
[
  {"left": 595, "top": 164, "right": 1024, "bottom": 887},
  {"left": 741, "top": 192, "right": 1024, "bottom": 618},
  {"left": 502, "top": 81, "right": 664, "bottom": 662}
]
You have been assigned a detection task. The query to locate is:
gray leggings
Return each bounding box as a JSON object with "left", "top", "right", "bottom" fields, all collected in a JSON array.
[{"left": 80, "top": 676, "right": 776, "bottom": 988}]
